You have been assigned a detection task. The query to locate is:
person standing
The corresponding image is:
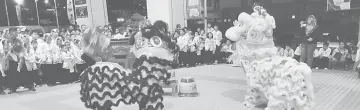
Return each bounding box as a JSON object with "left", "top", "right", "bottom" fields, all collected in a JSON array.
[
  {"left": 177, "top": 29, "right": 189, "bottom": 67},
  {"left": 4, "top": 28, "right": 30, "bottom": 94},
  {"left": 0, "top": 39, "right": 6, "bottom": 95},
  {"left": 299, "top": 15, "right": 322, "bottom": 67},
  {"left": 213, "top": 25, "right": 223, "bottom": 63},
  {"left": 22, "top": 42, "right": 37, "bottom": 91}
]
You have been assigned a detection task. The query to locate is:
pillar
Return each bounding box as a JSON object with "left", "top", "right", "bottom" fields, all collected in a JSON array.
[
  {"left": 146, "top": 0, "right": 187, "bottom": 32},
  {"left": 75, "top": 0, "right": 108, "bottom": 28}
]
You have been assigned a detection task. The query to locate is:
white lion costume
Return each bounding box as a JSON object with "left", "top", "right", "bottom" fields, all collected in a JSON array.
[{"left": 226, "top": 5, "right": 315, "bottom": 110}]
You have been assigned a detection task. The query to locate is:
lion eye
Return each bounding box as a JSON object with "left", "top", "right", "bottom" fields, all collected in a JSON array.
[{"left": 150, "top": 36, "right": 162, "bottom": 47}]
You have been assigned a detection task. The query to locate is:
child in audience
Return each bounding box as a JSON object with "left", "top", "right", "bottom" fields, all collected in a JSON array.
[
  {"left": 193, "top": 32, "right": 202, "bottom": 65},
  {"left": 276, "top": 45, "right": 284, "bottom": 56},
  {"left": 220, "top": 40, "right": 233, "bottom": 63},
  {"left": 177, "top": 29, "right": 188, "bottom": 67},
  {"left": 204, "top": 32, "right": 216, "bottom": 64},
  {"left": 199, "top": 30, "right": 206, "bottom": 64},
  {"left": 283, "top": 45, "right": 294, "bottom": 58},
  {"left": 294, "top": 44, "right": 301, "bottom": 61},
  {"left": 188, "top": 33, "right": 197, "bottom": 67},
  {"left": 314, "top": 42, "right": 331, "bottom": 69}
]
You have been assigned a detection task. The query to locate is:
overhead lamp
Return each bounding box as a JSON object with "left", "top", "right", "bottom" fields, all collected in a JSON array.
[
  {"left": 14, "top": 0, "right": 24, "bottom": 5},
  {"left": 291, "top": 15, "right": 295, "bottom": 19}
]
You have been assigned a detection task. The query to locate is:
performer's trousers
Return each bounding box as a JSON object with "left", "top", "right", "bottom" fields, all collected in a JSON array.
[
  {"left": 200, "top": 49, "right": 206, "bottom": 64},
  {"left": 74, "top": 63, "right": 88, "bottom": 82},
  {"left": 41, "top": 64, "right": 60, "bottom": 85},
  {"left": 6, "top": 60, "right": 21, "bottom": 90},
  {"left": 179, "top": 51, "right": 188, "bottom": 66},
  {"left": 0, "top": 72, "right": 4, "bottom": 91},
  {"left": 219, "top": 52, "right": 232, "bottom": 63},
  {"left": 300, "top": 43, "right": 317, "bottom": 67},
  {"left": 188, "top": 51, "right": 197, "bottom": 67},
  {"left": 6, "top": 60, "right": 35, "bottom": 90},
  {"left": 59, "top": 68, "right": 71, "bottom": 84},
  {"left": 214, "top": 46, "right": 222, "bottom": 62}
]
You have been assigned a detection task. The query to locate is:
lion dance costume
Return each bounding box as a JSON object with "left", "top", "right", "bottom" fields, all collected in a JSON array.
[
  {"left": 226, "top": 5, "right": 315, "bottom": 110},
  {"left": 79, "top": 20, "right": 178, "bottom": 110}
]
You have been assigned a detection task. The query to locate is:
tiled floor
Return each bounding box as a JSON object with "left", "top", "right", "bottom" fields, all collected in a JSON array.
[{"left": 0, "top": 64, "right": 359, "bottom": 110}]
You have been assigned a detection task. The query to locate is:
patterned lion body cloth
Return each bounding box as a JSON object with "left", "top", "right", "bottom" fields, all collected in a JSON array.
[{"left": 80, "top": 20, "right": 178, "bottom": 110}]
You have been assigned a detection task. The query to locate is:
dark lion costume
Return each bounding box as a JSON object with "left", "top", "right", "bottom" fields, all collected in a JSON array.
[{"left": 80, "top": 20, "right": 178, "bottom": 110}]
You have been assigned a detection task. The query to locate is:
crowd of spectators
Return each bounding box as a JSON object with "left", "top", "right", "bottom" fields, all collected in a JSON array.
[
  {"left": 276, "top": 41, "right": 359, "bottom": 71},
  {"left": 171, "top": 24, "right": 233, "bottom": 68}
]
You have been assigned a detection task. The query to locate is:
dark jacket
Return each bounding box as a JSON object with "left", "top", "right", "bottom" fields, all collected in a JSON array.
[{"left": 300, "top": 25, "right": 322, "bottom": 44}]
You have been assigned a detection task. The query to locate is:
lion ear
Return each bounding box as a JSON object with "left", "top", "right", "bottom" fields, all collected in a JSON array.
[{"left": 225, "top": 27, "right": 242, "bottom": 42}]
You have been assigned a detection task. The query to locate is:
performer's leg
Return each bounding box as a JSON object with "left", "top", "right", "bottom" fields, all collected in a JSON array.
[
  {"left": 20, "top": 66, "right": 35, "bottom": 90},
  {"left": 60, "top": 68, "right": 71, "bottom": 84},
  {"left": 7, "top": 60, "right": 20, "bottom": 93},
  {"left": 184, "top": 51, "right": 190, "bottom": 67},
  {"left": 178, "top": 51, "right": 183, "bottom": 66},
  {"left": 215, "top": 46, "right": 221, "bottom": 63},
  {"left": 300, "top": 44, "right": 307, "bottom": 63},
  {"left": 306, "top": 44, "right": 317, "bottom": 68},
  {"left": 0, "top": 72, "right": 5, "bottom": 95},
  {"left": 41, "top": 64, "right": 49, "bottom": 85},
  {"left": 46, "top": 64, "right": 57, "bottom": 86}
]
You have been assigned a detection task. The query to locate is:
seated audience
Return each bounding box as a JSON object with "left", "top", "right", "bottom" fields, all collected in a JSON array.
[
  {"left": 314, "top": 42, "right": 331, "bottom": 69},
  {"left": 283, "top": 45, "right": 294, "bottom": 58},
  {"left": 294, "top": 44, "right": 301, "bottom": 61},
  {"left": 220, "top": 40, "right": 233, "bottom": 63},
  {"left": 276, "top": 45, "right": 284, "bottom": 56},
  {"left": 330, "top": 42, "right": 349, "bottom": 70}
]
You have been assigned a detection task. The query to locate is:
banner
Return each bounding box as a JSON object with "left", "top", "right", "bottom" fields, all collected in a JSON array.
[
  {"left": 15, "top": 5, "right": 22, "bottom": 25},
  {"left": 327, "top": 0, "right": 359, "bottom": 11},
  {"left": 186, "top": 0, "right": 202, "bottom": 19},
  {"left": 76, "top": 6, "right": 88, "bottom": 18},
  {"left": 74, "top": 0, "right": 86, "bottom": 5},
  {"left": 67, "top": 0, "right": 75, "bottom": 24}
]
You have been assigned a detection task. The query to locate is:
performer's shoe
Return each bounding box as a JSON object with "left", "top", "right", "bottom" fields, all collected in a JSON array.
[
  {"left": 0, "top": 90, "right": 5, "bottom": 95},
  {"left": 28, "top": 87, "right": 36, "bottom": 91},
  {"left": 8, "top": 90, "right": 16, "bottom": 94}
]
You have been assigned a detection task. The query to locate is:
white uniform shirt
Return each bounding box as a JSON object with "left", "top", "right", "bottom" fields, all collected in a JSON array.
[
  {"left": 213, "top": 30, "right": 222, "bottom": 46},
  {"left": 317, "top": 47, "right": 331, "bottom": 58}
]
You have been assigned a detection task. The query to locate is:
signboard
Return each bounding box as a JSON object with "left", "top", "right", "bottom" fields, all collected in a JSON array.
[
  {"left": 186, "top": 0, "right": 202, "bottom": 19},
  {"left": 76, "top": 6, "right": 88, "bottom": 18},
  {"left": 74, "top": 0, "right": 86, "bottom": 5},
  {"left": 327, "top": 0, "right": 359, "bottom": 11},
  {"left": 67, "top": 0, "right": 75, "bottom": 24}
]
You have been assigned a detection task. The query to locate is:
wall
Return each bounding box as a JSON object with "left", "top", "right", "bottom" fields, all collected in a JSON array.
[
  {"left": 219, "top": 0, "right": 242, "bottom": 10},
  {"left": 75, "top": 0, "right": 108, "bottom": 28},
  {"left": 146, "top": 0, "right": 172, "bottom": 28},
  {"left": 171, "top": 0, "right": 187, "bottom": 31},
  {"left": 88, "top": 0, "right": 108, "bottom": 27},
  {"left": 147, "top": 0, "right": 187, "bottom": 32}
]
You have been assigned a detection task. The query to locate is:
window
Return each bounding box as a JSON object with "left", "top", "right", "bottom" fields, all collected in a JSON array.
[
  {"left": 207, "top": 0, "right": 212, "bottom": 7},
  {"left": 0, "top": 0, "right": 8, "bottom": 26},
  {"left": 0, "top": 0, "right": 72, "bottom": 27}
]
